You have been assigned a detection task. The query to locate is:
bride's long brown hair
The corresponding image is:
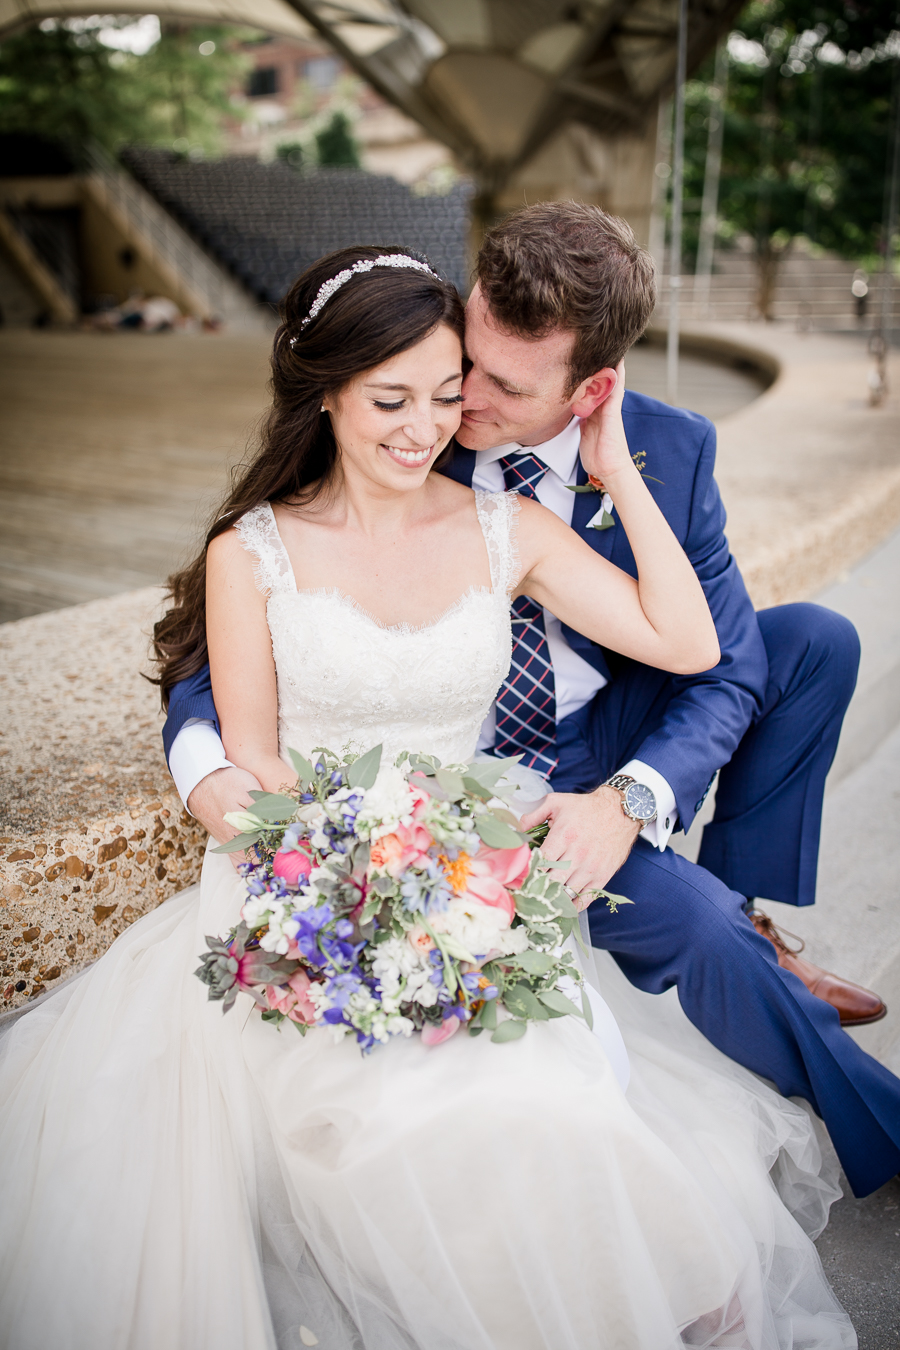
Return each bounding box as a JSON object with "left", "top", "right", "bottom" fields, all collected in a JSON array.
[{"left": 151, "top": 246, "right": 465, "bottom": 708}]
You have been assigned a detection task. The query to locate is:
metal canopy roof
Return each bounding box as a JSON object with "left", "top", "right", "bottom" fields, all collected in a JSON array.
[
  {"left": 281, "top": 0, "right": 743, "bottom": 196},
  {"left": 0, "top": 0, "right": 312, "bottom": 40},
  {"left": 1, "top": 0, "right": 742, "bottom": 199}
]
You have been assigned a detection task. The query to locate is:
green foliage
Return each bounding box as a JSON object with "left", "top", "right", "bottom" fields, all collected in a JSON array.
[
  {"left": 276, "top": 141, "right": 305, "bottom": 171},
  {"left": 314, "top": 110, "right": 361, "bottom": 168},
  {"left": 680, "top": 0, "right": 900, "bottom": 307},
  {"left": 0, "top": 20, "right": 249, "bottom": 155}
]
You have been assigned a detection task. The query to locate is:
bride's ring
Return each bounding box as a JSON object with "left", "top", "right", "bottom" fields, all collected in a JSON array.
[{"left": 563, "top": 884, "right": 580, "bottom": 902}]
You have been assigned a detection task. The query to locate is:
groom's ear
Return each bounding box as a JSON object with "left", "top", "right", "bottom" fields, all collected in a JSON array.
[{"left": 569, "top": 368, "right": 617, "bottom": 419}]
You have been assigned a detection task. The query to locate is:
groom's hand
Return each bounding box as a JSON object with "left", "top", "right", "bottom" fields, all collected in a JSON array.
[
  {"left": 187, "top": 765, "right": 263, "bottom": 867},
  {"left": 519, "top": 787, "right": 641, "bottom": 904}
]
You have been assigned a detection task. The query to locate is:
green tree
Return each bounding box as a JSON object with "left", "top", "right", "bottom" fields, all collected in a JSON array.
[
  {"left": 0, "top": 23, "right": 145, "bottom": 152},
  {"left": 314, "top": 110, "right": 361, "bottom": 168},
  {"left": 0, "top": 20, "right": 249, "bottom": 157},
  {"left": 682, "top": 0, "right": 900, "bottom": 317}
]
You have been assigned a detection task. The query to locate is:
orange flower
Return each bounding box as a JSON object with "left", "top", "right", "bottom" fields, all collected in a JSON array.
[
  {"left": 439, "top": 851, "right": 473, "bottom": 895},
  {"left": 370, "top": 832, "right": 405, "bottom": 872}
]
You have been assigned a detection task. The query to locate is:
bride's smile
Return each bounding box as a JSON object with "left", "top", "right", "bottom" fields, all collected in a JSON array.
[{"left": 323, "top": 322, "right": 463, "bottom": 491}]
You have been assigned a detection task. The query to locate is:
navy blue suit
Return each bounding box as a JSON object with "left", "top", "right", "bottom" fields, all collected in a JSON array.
[{"left": 164, "top": 390, "right": 900, "bottom": 1196}]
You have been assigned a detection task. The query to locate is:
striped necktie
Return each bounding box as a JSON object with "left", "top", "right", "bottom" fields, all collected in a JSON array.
[{"left": 494, "top": 454, "right": 557, "bottom": 779}]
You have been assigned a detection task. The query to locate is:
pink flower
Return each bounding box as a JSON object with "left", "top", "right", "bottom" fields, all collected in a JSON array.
[
  {"left": 369, "top": 822, "right": 434, "bottom": 878},
  {"left": 407, "top": 925, "right": 434, "bottom": 955},
  {"left": 463, "top": 843, "right": 532, "bottom": 923},
  {"left": 421, "top": 1015, "right": 461, "bottom": 1046},
  {"left": 266, "top": 969, "right": 317, "bottom": 1024},
  {"left": 272, "top": 847, "right": 313, "bottom": 887}
]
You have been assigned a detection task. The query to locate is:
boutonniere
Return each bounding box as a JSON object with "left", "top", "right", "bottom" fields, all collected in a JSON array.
[
  {"left": 567, "top": 475, "right": 616, "bottom": 530},
  {"left": 566, "top": 453, "right": 664, "bottom": 531}
]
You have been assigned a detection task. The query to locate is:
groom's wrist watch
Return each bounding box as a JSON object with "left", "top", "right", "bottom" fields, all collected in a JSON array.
[{"left": 603, "top": 774, "right": 658, "bottom": 830}]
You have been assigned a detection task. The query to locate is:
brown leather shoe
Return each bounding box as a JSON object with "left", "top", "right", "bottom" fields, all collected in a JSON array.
[{"left": 747, "top": 909, "right": 887, "bottom": 1027}]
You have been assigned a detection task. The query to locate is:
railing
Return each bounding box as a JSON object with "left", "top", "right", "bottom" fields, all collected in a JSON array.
[{"left": 81, "top": 143, "right": 262, "bottom": 324}]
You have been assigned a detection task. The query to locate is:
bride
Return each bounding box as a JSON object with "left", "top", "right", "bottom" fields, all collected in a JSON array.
[{"left": 0, "top": 248, "right": 855, "bottom": 1349}]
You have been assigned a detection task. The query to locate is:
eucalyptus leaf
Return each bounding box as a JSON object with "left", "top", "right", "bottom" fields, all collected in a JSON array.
[
  {"left": 468, "top": 1024, "right": 485, "bottom": 1037},
  {"left": 410, "top": 772, "right": 450, "bottom": 801},
  {"left": 481, "top": 997, "right": 498, "bottom": 1030},
  {"left": 581, "top": 987, "right": 594, "bottom": 1030},
  {"left": 508, "top": 949, "right": 556, "bottom": 975},
  {"left": 408, "top": 753, "right": 440, "bottom": 775},
  {"left": 566, "top": 482, "right": 601, "bottom": 494},
  {"left": 212, "top": 830, "right": 263, "bottom": 855},
  {"left": 461, "top": 776, "right": 492, "bottom": 801},
  {"left": 347, "top": 744, "right": 382, "bottom": 790},
  {"left": 538, "top": 988, "right": 584, "bottom": 1019},
  {"left": 474, "top": 814, "right": 524, "bottom": 850},
  {"left": 491, "top": 1018, "right": 527, "bottom": 1043},
  {"left": 246, "top": 792, "right": 299, "bottom": 822},
  {"left": 504, "top": 983, "right": 546, "bottom": 1019},
  {"left": 434, "top": 767, "right": 466, "bottom": 798},
  {"left": 601, "top": 890, "right": 635, "bottom": 911},
  {"left": 287, "top": 747, "right": 316, "bottom": 784}
]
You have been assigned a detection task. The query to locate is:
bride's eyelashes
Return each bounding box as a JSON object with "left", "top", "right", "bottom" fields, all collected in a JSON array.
[{"left": 372, "top": 395, "right": 464, "bottom": 411}]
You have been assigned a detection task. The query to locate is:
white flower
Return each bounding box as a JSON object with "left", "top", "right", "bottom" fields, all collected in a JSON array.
[
  {"left": 240, "top": 896, "right": 274, "bottom": 928},
  {"left": 432, "top": 895, "right": 522, "bottom": 961},
  {"left": 385, "top": 1014, "right": 415, "bottom": 1038},
  {"left": 355, "top": 764, "right": 415, "bottom": 839},
  {"left": 223, "top": 809, "right": 264, "bottom": 834}
]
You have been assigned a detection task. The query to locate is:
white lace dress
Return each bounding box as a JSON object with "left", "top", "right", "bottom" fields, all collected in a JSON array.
[{"left": 0, "top": 493, "right": 855, "bottom": 1350}]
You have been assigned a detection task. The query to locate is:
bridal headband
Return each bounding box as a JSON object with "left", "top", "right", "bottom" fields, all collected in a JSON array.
[{"left": 289, "top": 254, "right": 439, "bottom": 345}]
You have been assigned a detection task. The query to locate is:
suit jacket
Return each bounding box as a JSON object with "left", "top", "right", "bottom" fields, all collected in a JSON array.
[{"left": 163, "top": 389, "right": 768, "bottom": 832}]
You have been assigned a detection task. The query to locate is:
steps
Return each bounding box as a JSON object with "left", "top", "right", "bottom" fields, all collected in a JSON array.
[{"left": 655, "top": 248, "right": 900, "bottom": 330}]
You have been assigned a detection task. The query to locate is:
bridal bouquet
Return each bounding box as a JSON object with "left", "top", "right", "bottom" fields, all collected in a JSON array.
[{"left": 195, "top": 746, "right": 625, "bottom": 1054}]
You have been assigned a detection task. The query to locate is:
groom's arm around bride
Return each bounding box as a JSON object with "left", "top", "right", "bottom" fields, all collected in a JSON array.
[{"left": 160, "top": 202, "right": 900, "bottom": 1199}]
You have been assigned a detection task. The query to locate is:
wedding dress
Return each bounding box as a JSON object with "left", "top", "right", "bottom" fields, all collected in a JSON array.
[{"left": 0, "top": 492, "right": 855, "bottom": 1350}]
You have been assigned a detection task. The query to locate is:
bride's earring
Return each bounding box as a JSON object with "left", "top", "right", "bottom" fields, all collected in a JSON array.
[{"left": 321, "top": 404, "right": 327, "bottom": 413}]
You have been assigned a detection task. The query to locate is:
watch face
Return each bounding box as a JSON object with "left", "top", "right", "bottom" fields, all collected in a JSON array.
[{"left": 624, "top": 782, "right": 657, "bottom": 821}]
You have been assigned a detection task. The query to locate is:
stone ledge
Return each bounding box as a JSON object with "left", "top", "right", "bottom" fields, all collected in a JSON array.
[{"left": 0, "top": 588, "right": 207, "bottom": 1009}]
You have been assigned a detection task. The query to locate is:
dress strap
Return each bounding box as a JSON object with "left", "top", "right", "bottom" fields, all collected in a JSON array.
[
  {"left": 232, "top": 503, "right": 297, "bottom": 598},
  {"left": 474, "top": 489, "right": 521, "bottom": 599}
]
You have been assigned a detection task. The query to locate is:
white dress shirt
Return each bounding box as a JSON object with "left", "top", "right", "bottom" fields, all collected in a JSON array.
[{"left": 169, "top": 416, "right": 678, "bottom": 849}]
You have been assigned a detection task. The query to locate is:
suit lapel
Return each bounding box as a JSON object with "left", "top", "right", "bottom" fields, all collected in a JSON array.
[{"left": 570, "top": 457, "right": 618, "bottom": 561}]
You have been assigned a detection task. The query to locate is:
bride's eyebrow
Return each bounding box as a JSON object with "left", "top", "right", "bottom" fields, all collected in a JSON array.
[{"left": 365, "top": 373, "right": 462, "bottom": 391}]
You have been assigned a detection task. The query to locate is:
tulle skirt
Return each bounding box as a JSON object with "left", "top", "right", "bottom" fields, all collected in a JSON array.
[{"left": 0, "top": 845, "right": 855, "bottom": 1349}]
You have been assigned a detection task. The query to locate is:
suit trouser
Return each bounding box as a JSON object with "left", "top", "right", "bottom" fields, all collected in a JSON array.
[{"left": 552, "top": 602, "right": 900, "bottom": 1197}]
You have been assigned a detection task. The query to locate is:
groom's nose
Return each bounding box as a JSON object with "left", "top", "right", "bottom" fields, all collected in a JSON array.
[{"left": 461, "top": 365, "right": 489, "bottom": 411}]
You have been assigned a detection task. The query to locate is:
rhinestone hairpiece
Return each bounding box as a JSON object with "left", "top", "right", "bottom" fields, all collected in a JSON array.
[{"left": 289, "top": 254, "right": 439, "bottom": 345}]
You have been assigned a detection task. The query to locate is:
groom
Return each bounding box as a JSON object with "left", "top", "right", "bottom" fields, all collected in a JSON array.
[{"left": 163, "top": 203, "right": 900, "bottom": 1197}]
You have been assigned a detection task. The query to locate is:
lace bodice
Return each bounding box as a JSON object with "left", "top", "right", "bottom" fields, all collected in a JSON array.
[{"left": 234, "top": 492, "right": 518, "bottom": 767}]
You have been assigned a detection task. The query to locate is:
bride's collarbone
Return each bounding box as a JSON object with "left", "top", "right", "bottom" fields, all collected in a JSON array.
[{"left": 273, "top": 511, "right": 492, "bottom": 628}]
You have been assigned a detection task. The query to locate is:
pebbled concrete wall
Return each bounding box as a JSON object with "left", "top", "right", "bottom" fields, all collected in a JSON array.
[{"left": 0, "top": 588, "right": 207, "bottom": 1009}]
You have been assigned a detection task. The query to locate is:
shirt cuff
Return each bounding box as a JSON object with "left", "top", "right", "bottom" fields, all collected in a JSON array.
[
  {"left": 617, "top": 759, "right": 678, "bottom": 852},
  {"left": 168, "top": 719, "right": 234, "bottom": 813}
]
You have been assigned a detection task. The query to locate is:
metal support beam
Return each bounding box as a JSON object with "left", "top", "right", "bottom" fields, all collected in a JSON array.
[{"left": 666, "top": 0, "right": 688, "bottom": 405}]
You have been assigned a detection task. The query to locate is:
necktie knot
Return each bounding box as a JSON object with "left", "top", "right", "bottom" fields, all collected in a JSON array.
[{"left": 500, "top": 453, "right": 549, "bottom": 500}]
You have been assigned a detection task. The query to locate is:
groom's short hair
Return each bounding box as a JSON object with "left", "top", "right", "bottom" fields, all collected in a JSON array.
[{"left": 475, "top": 202, "right": 656, "bottom": 395}]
